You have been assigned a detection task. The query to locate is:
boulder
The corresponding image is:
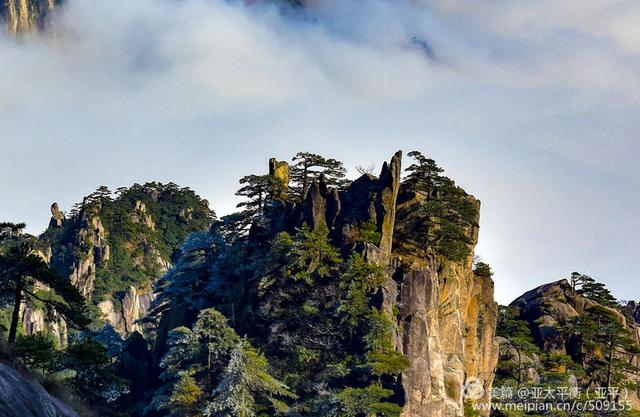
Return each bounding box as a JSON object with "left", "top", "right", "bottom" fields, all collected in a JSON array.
[{"left": 0, "top": 363, "right": 79, "bottom": 417}]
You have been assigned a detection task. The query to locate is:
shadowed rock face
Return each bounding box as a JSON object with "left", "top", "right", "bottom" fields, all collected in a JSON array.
[{"left": 0, "top": 363, "right": 79, "bottom": 417}]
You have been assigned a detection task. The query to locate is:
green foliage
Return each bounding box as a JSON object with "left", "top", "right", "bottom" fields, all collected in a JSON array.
[
  {"left": 251, "top": 227, "right": 345, "bottom": 385},
  {"left": 241, "top": 227, "right": 406, "bottom": 415},
  {"left": 541, "top": 353, "right": 584, "bottom": 377},
  {"left": 402, "top": 151, "right": 478, "bottom": 262},
  {"left": 365, "top": 351, "right": 410, "bottom": 378},
  {"left": 463, "top": 400, "right": 481, "bottom": 417},
  {"left": 0, "top": 239, "right": 90, "bottom": 343},
  {"left": 576, "top": 275, "right": 617, "bottom": 307},
  {"left": 336, "top": 385, "right": 402, "bottom": 417},
  {"left": 0, "top": 222, "right": 26, "bottom": 241},
  {"left": 63, "top": 338, "right": 128, "bottom": 404},
  {"left": 151, "top": 231, "right": 220, "bottom": 319},
  {"left": 473, "top": 261, "right": 492, "bottom": 277},
  {"left": 233, "top": 174, "right": 288, "bottom": 234},
  {"left": 338, "top": 255, "right": 386, "bottom": 332},
  {"left": 358, "top": 221, "right": 382, "bottom": 246},
  {"left": 289, "top": 226, "right": 343, "bottom": 283},
  {"left": 12, "top": 333, "right": 58, "bottom": 376},
  {"left": 565, "top": 305, "right": 639, "bottom": 388},
  {"left": 496, "top": 306, "right": 541, "bottom": 385},
  {"left": 290, "top": 152, "right": 349, "bottom": 201},
  {"left": 42, "top": 183, "right": 214, "bottom": 301},
  {"left": 153, "top": 308, "right": 294, "bottom": 417}
]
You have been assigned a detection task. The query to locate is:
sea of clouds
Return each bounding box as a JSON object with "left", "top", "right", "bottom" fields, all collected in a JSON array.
[{"left": 1, "top": 0, "right": 638, "bottom": 303}]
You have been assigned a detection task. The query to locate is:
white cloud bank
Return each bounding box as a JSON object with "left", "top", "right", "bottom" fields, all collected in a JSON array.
[{"left": 1, "top": 0, "right": 638, "bottom": 303}]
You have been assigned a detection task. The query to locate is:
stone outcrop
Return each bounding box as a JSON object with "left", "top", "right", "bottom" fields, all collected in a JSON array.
[
  {"left": 49, "top": 203, "right": 65, "bottom": 228},
  {"left": 277, "top": 151, "right": 498, "bottom": 417},
  {"left": 626, "top": 301, "right": 640, "bottom": 324},
  {"left": 69, "top": 207, "right": 110, "bottom": 298},
  {"left": 510, "top": 279, "right": 605, "bottom": 353},
  {"left": 37, "top": 183, "right": 208, "bottom": 335},
  {"left": 21, "top": 284, "right": 68, "bottom": 346},
  {"left": 269, "top": 158, "right": 291, "bottom": 188},
  {"left": 392, "top": 196, "right": 497, "bottom": 417},
  {"left": 1, "top": 0, "right": 57, "bottom": 34},
  {"left": 148, "top": 152, "right": 498, "bottom": 417},
  {"left": 132, "top": 201, "right": 156, "bottom": 230},
  {"left": 98, "top": 286, "right": 156, "bottom": 336},
  {"left": 508, "top": 279, "right": 640, "bottom": 409},
  {"left": 0, "top": 363, "right": 79, "bottom": 417},
  {"left": 495, "top": 336, "right": 542, "bottom": 385}
]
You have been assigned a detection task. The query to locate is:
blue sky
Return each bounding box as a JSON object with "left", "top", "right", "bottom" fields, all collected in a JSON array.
[{"left": 1, "top": 0, "right": 638, "bottom": 304}]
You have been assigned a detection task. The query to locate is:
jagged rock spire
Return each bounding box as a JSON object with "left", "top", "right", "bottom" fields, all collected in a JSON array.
[
  {"left": 49, "top": 202, "right": 65, "bottom": 228},
  {"left": 269, "top": 158, "right": 290, "bottom": 188}
]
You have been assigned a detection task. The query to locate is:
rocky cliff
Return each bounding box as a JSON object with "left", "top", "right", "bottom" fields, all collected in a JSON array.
[
  {"left": 509, "top": 279, "right": 637, "bottom": 356},
  {"left": 151, "top": 152, "right": 498, "bottom": 417},
  {"left": 32, "top": 183, "right": 213, "bottom": 337},
  {"left": 392, "top": 184, "right": 497, "bottom": 417},
  {"left": 1, "top": 0, "right": 58, "bottom": 33},
  {"left": 300, "top": 152, "right": 498, "bottom": 416},
  {"left": 497, "top": 279, "right": 640, "bottom": 411}
]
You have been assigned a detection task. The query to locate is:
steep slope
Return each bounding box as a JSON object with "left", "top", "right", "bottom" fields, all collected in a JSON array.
[
  {"left": 33, "top": 183, "right": 214, "bottom": 336},
  {"left": 392, "top": 179, "right": 498, "bottom": 417},
  {"left": 149, "top": 152, "right": 498, "bottom": 417},
  {"left": 496, "top": 279, "right": 640, "bottom": 414},
  {"left": 0, "top": 362, "right": 79, "bottom": 417}
]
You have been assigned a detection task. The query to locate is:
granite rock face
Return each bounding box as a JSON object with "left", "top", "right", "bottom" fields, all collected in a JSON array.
[
  {"left": 510, "top": 280, "right": 604, "bottom": 353},
  {"left": 29, "top": 184, "right": 212, "bottom": 340},
  {"left": 69, "top": 207, "right": 110, "bottom": 298},
  {"left": 508, "top": 279, "right": 640, "bottom": 409},
  {"left": 392, "top": 193, "right": 497, "bottom": 417},
  {"left": 269, "top": 158, "right": 291, "bottom": 189},
  {"left": 0, "top": 363, "right": 79, "bottom": 417},
  {"left": 280, "top": 151, "right": 498, "bottom": 417},
  {"left": 98, "top": 286, "right": 156, "bottom": 336},
  {"left": 1, "top": 0, "right": 57, "bottom": 33}
]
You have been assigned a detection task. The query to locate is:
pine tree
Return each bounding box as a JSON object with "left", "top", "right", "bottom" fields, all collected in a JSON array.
[
  {"left": 403, "top": 151, "right": 446, "bottom": 198},
  {"left": 496, "top": 306, "right": 540, "bottom": 385},
  {"left": 0, "top": 236, "right": 90, "bottom": 343},
  {"left": 12, "top": 333, "right": 58, "bottom": 376},
  {"left": 151, "top": 231, "right": 220, "bottom": 317},
  {"left": 63, "top": 338, "right": 127, "bottom": 404},
  {"left": 205, "top": 341, "right": 293, "bottom": 417},
  {"left": 577, "top": 276, "right": 617, "bottom": 306},
  {"left": 153, "top": 308, "right": 293, "bottom": 417},
  {"left": 290, "top": 152, "right": 349, "bottom": 200},
  {"left": 0, "top": 222, "right": 26, "bottom": 240},
  {"left": 569, "top": 272, "right": 592, "bottom": 297},
  {"left": 232, "top": 174, "right": 287, "bottom": 234},
  {"left": 402, "top": 151, "right": 478, "bottom": 262},
  {"left": 566, "top": 306, "right": 640, "bottom": 389}
]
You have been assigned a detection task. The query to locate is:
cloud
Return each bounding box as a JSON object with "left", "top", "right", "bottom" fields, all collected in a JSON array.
[{"left": 0, "top": 0, "right": 638, "bottom": 304}]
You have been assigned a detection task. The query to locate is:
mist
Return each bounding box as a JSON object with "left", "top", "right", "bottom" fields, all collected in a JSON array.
[{"left": 1, "top": 0, "right": 639, "bottom": 304}]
